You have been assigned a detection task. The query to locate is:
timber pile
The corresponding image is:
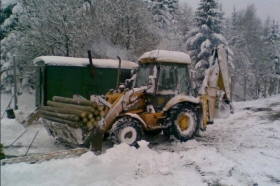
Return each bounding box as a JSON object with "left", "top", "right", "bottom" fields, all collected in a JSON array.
[{"left": 41, "top": 96, "right": 106, "bottom": 130}]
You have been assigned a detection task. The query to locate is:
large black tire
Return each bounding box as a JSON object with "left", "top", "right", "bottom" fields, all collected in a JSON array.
[
  {"left": 164, "top": 103, "right": 199, "bottom": 142},
  {"left": 110, "top": 117, "right": 143, "bottom": 146}
]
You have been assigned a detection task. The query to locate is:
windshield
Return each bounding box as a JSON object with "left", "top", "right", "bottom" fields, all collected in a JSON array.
[
  {"left": 157, "top": 64, "right": 191, "bottom": 95},
  {"left": 135, "top": 63, "right": 191, "bottom": 95},
  {"left": 135, "top": 64, "right": 155, "bottom": 87},
  {"left": 158, "top": 65, "right": 177, "bottom": 91},
  {"left": 177, "top": 65, "right": 191, "bottom": 95}
]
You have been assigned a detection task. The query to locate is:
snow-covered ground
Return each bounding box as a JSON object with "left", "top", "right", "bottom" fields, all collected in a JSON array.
[{"left": 1, "top": 93, "right": 280, "bottom": 186}]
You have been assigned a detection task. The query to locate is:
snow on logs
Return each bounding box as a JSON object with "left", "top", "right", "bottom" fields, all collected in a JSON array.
[{"left": 41, "top": 96, "right": 106, "bottom": 129}]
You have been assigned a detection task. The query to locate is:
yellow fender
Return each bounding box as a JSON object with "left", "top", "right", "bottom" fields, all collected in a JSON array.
[{"left": 163, "top": 95, "right": 200, "bottom": 112}]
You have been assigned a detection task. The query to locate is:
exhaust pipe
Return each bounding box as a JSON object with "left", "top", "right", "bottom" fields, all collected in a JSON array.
[
  {"left": 116, "top": 56, "right": 121, "bottom": 91},
  {"left": 87, "top": 50, "right": 95, "bottom": 79}
]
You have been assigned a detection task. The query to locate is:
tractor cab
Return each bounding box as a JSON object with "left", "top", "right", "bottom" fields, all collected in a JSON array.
[{"left": 134, "top": 50, "right": 193, "bottom": 112}]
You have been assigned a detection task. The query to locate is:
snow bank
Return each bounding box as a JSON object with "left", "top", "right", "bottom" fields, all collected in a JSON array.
[
  {"left": 1, "top": 93, "right": 280, "bottom": 186},
  {"left": 2, "top": 141, "right": 206, "bottom": 186}
]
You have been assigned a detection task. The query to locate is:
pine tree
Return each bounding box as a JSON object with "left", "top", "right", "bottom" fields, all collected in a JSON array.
[
  {"left": 146, "top": 0, "right": 188, "bottom": 51},
  {"left": 227, "top": 6, "right": 244, "bottom": 98},
  {"left": 2, "top": 0, "right": 92, "bottom": 93},
  {"left": 186, "top": 0, "right": 229, "bottom": 92},
  {"left": 264, "top": 21, "right": 280, "bottom": 95},
  {"left": 0, "top": 1, "right": 17, "bottom": 40},
  {"left": 146, "top": 0, "right": 173, "bottom": 31},
  {"left": 266, "top": 21, "right": 280, "bottom": 61},
  {"left": 91, "top": 0, "right": 158, "bottom": 58},
  {"left": 169, "top": 3, "right": 194, "bottom": 51},
  {"left": 1, "top": 1, "right": 21, "bottom": 93}
]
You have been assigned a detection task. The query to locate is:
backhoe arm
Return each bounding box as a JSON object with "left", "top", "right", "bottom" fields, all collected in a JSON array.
[{"left": 199, "top": 44, "right": 232, "bottom": 122}]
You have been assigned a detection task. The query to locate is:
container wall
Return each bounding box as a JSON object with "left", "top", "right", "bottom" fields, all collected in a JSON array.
[{"left": 42, "top": 66, "right": 131, "bottom": 105}]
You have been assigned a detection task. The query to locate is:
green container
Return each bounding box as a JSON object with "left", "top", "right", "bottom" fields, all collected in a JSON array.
[{"left": 33, "top": 56, "right": 138, "bottom": 107}]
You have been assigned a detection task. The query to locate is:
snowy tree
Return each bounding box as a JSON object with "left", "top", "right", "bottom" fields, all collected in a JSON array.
[
  {"left": 186, "top": 0, "right": 229, "bottom": 93},
  {"left": 90, "top": 0, "right": 159, "bottom": 59},
  {"left": 17, "top": 0, "right": 93, "bottom": 57},
  {"left": 170, "top": 3, "right": 194, "bottom": 51},
  {"left": 1, "top": 1, "right": 22, "bottom": 93},
  {"left": 157, "top": 1, "right": 194, "bottom": 51},
  {"left": 265, "top": 21, "right": 280, "bottom": 63},
  {"left": 0, "top": 0, "right": 17, "bottom": 40},
  {"left": 226, "top": 6, "right": 245, "bottom": 99},
  {"left": 262, "top": 20, "right": 280, "bottom": 96},
  {"left": 146, "top": 0, "right": 173, "bottom": 31},
  {"left": 236, "top": 5, "right": 263, "bottom": 99},
  {"left": 179, "top": 3, "right": 195, "bottom": 37},
  {"left": 1, "top": 0, "right": 93, "bottom": 93},
  {"left": 227, "top": 4, "right": 279, "bottom": 100},
  {"left": 1, "top": 0, "right": 161, "bottom": 92},
  {"left": 145, "top": 0, "right": 181, "bottom": 49}
]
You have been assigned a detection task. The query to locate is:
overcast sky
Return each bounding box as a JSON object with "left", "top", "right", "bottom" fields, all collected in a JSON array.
[{"left": 179, "top": 0, "right": 280, "bottom": 22}]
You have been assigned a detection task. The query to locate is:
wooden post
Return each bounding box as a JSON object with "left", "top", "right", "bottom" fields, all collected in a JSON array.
[
  {"left": 264, "top": 77, "right": 267, "bottom": 98},
  {"left": 87, "top": 50, "right": 95, "bottom": 79},
  {"left": 13, "top": 55, "right": 18, "bottom": 110},
  {"left": 278, "top": 78, "right": 280, "bottom": 94},
  {"left": 230, "top": 75, "right": 233, "bottom": 100},
  {"left": 244, "top": 74, "right": 247, "bottom": 101}
]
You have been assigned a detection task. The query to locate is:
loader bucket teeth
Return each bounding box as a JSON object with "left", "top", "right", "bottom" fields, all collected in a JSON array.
[{"left": 89, "top": 127, "right": 104, "bottom": 155}]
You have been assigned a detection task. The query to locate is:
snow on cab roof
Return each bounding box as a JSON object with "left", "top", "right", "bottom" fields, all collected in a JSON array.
[
  {"left": 138, "top": 50, "right": 191, "bottom": 64},
  {"left": 33, "top": 56, "right": 138, "bottom": 69}
]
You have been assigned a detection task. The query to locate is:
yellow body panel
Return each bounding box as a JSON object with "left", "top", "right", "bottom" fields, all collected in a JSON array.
[
  {"left": 199, "top": 95, "right": 209, "bottom": 129},
  {"left": 140, "top": 112, "right": 164, "bottom": 128}
]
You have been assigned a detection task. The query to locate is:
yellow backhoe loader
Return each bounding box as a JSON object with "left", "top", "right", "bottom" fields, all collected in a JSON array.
[{"left": 41, "top": 44, "right": 233, "bottom": 154}]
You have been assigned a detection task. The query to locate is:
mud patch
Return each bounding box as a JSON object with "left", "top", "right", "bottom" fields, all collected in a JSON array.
[
  {"left": 267, "top": 112, "right": 280, "bottom": 121},
  {"left": 243, "top": 107, "right": 273, "bottom": 112},
  {"left": 267, "top": 175, "right": 280, "bottom": 184},
  {"left": 269, "top": 102, "right": 280, "bottom": 107},
  {"left": 209, "top": 181, "right": 227, "bottom": 186}
]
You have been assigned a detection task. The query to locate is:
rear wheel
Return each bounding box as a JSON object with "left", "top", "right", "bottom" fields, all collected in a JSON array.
[
  {"left": 110, "top": 117, "right": 143, "bottom": 146},
  {"left": 165, "top": 103, "right": 198, "bottom": 141}
]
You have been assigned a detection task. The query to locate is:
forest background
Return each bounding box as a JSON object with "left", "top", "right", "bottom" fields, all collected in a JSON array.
[{"left": 1, "top": 0, "right": 280, "bottom": 101}]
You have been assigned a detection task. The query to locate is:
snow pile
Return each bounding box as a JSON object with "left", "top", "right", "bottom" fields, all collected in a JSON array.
[
  {"left": 1, "top": 93, "right": 36, "bottom": 123},
  {"left": 2, "top": 141, "right": 205, "bottom": 186},
  {"left": 1, "top": 93, "right": 280, "bottom": 186}
]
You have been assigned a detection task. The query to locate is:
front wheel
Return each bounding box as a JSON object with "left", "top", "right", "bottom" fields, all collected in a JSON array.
[
  {"left": 110, "top": 117, "right": 143, "bottom": 146},
  {"left": 165, "top": 103, "right": 199, "bottom": 141}
]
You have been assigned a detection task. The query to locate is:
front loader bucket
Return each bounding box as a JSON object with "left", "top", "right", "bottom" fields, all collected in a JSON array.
[
  {"left": 43, "top": 119, "right": 105, "bottom": 154},
  {"left": 40, "top": 96, "right": 108, "bottom": 154}
]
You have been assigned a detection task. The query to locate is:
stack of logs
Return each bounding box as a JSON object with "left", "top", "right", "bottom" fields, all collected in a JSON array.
[{"left": 41, "top": 96, "right": 106, "bottom": 130}]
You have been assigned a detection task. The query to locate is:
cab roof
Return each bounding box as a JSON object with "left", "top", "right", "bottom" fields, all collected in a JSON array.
[{"left": 138, "top": 50, "right": 191, "bottom": 65}]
